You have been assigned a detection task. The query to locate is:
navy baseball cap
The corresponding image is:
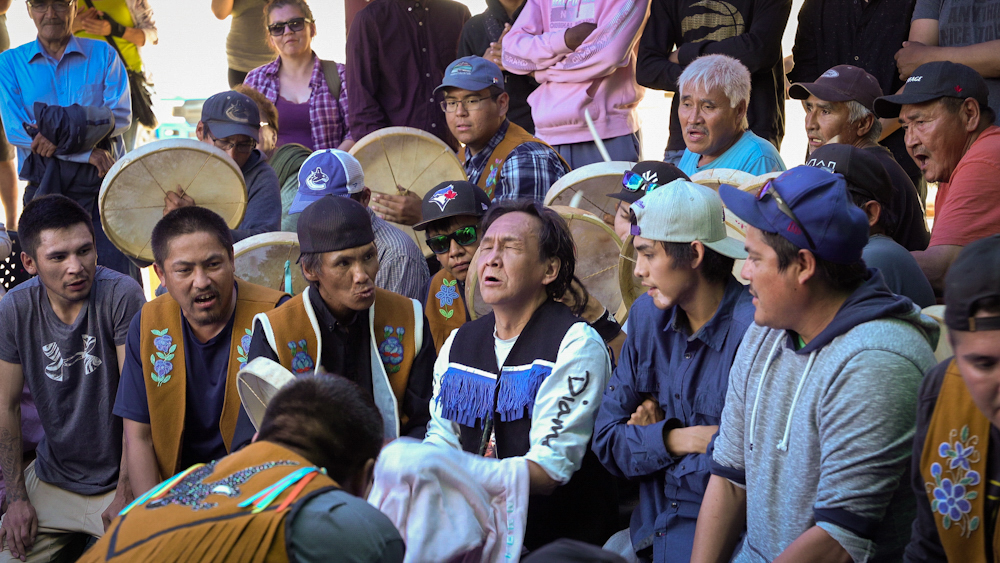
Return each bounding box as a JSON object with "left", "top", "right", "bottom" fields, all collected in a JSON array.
[
  {"left": 201, "top": 91, "right": 261, "bottom": 142},
  {"left": 945, "top": 234, "right": 1000, "bottom": 332},
  {"left": 608, "top": 161, "right": 690, "bottom": 204},
  {"left": 435, "top": 56, "right": 504, "bottom": 94},
  {"left": 289, "top": 149, "right": 365, "bottom": 215},
  {"left": 874, "top": 61, "right": 991, "bottom": 118},
  {"left": 789, "top": 65, "right": 884, "bottom": 111},
  {"left": 719, "top": 166, "right": 869, "bottom": 264}
]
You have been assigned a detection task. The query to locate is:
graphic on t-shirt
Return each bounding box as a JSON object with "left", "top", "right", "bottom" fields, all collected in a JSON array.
[
  {"left": 42, "top": 335, "right": 103, "bottom": 382},
  {"left": 682, "top": 0, "right": 745, "bottom": 41}
]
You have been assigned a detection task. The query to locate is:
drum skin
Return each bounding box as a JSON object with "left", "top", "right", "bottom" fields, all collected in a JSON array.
[
  {"left": 544, "top": 161, "right": 634, "bottom": 228},
  {"left": 237, "top": 358, "right": 296, "bottom": 431},
  {"left": 99, "top": 138, "right": 247, "bottom": 263},
  {"left": 233, "top": 232, "right": 309, "bottom": 296}
]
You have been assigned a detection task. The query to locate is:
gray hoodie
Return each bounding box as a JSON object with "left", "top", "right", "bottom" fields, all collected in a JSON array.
[
  {"left": 233, "top": 148, "right": 280, "bottom": 242},
  {"left": 712, "top": 272, "right": 939, "bottom": 562}
]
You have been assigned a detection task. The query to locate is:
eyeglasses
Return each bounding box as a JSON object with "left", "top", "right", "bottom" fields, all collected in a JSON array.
[
  {"left": 440, "top": 95, "right": 498, "bottom": 114},
  {"left": 206, "top": 130, "right": 257, "bottom": 154},
  {"left": 267, "top": 17, "right": 313, "bottom": 36},
  {"left": 426, "top": 225, "right": 478, "bottom": 254},
  {"left": 757, "top": 181, "right": 817, "bottom": 250},
  {"left": 621, "top": 170, "right": 661, "bottom": 194},
  {"left": 27, "top": 0, "right": 72, "bottom": 13}
]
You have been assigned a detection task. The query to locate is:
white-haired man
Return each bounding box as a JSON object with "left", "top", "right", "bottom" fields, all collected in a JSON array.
[
  {"left": 677, "top": 55, "right": 786, "bottom": 177},
  {"left": 790, "top": 65, "right": 929, "bottom": 252}
]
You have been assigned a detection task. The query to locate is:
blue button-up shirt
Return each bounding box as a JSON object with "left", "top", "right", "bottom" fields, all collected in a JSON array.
[
  {"left": 593, "top": 276, "right": 754, "bottom": 562},
  {"left": 0, "top": 35, "right": 130, "bottom": 175}
]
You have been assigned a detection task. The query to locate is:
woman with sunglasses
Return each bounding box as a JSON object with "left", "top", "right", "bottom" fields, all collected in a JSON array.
[{"left": 243, "top": 0, "right": 352, "bottom": 153}]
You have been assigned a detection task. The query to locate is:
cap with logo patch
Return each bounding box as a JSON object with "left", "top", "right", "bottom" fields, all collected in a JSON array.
[
  {"left": 435, "top": 56, "right": 504, "bottom": 94},
  {"left": 413, "top": 181, "right": 492, "bottom": 231},
  {"left": 874, "top": 61, "right": 991, "bottom": 118},
  {"left": 630, "top": 179, "right": 747, "bottom": 259},
  {"left": 945, "top": 234, "right": 1000, "bottom": 332},
  {"left": 805, "top": 143, "right": 896, "bottom": 208},
  {"left": 789, "top": 65, "right": 884, "bottom": 111},
  {"left": 201, "top": 91, "right": 261, "bottom": 142},
  {"left": 608, "top": 161, "right": 691, "bottom": 204},
  {"left": 289, "top": 149, "right": 365, "bottom": 215}
]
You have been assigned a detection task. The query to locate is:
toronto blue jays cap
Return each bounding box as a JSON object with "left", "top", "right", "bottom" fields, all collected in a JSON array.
[
  {"left": 435, "top": 56, "right": 504, "bottom": 94},
  {"left": 413, "top": 181, "right": 492, "bottom": 231},
  {"left": 719, "top": 166, "right": 870, "bottom": 264},
  {"left": 289, "top": 149, "right": 365, "bottom": 215},
  {"left": 201, "top": 91, "right": 261, "bottom": 141}
]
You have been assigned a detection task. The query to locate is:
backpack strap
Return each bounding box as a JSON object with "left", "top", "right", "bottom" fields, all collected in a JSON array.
[{"left": 320, "top": 60, "right": 341, "bottom": 100}]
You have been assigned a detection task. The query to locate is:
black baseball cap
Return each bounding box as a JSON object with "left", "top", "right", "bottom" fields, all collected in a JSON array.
[
  {"left": 297, "top": 195, "right": 374, "bottom": 254},
  {"left": 944, "top": 234, "right": 1000, "bottom": 332},
  {"left": 789, "top": 65, "right": 884, "bottom": 111},
  {"left": 805, "top": 144, "right": 896, "bottom": 207},
  {"left": 201, "top": 91, "right": 261, "bottom": 141},
  {"left": 412, "top": 181, "right": 491, "bottom": 231},
  {"left": 608, "top": 161, "right": 690, "bottom": 204},
  {"left": 874, "top": 61, "right": 991, "bottom": 118}
]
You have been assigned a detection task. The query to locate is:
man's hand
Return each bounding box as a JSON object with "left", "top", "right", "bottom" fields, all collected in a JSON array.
[
  {"left": 29, "top": 134, "right": 56, "bottom": 158},
  {"left": 628, "top": 398, "right": 665, "bottom": 426},
  {"left": 564, "top": 22, "right": 597, "bottom": 51},
  {"left": 163, "top": 189, "right": 196, "bottom": 215},
  {"left": 896, "top": 41, "right": 937, "bottom": 80},
  {"left": 666, "top": 425, "right": 719, "bottom": 457},
  {"left": 370, "top": 189, "right": 423, "bottom": 226},
  {"left": 0, "top": 498, "right": 37, "bottom": 561},
  {"left": 484, "top": 24, "right": 511, "bottom": 70},
  {"left": 101, "top": 489, "right": 131, "bottom": 531},
  {"left": 89, "top": 148, "right": 115, "bottom": 177}
]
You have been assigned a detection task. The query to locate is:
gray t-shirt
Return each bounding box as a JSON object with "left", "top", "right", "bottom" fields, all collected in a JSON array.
[
  {"left": 913, "top": 0, "right": 1000, "bottom": 124},
  {"left": 863, "top": 234, "right": 936, "bottom": 309},
  {"left": 0, "top": 267, "right": 145, "bottom": 495},
  {"left": 288, "top": 489, "right": 405, "bottom": 563},
  {"left": 227, "top": 0, "right": 276, "bottom": 72}
]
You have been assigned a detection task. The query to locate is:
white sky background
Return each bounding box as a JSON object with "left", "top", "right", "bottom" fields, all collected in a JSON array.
[{"left": 5, "top": 0, "right": 808, "bottom": 163}]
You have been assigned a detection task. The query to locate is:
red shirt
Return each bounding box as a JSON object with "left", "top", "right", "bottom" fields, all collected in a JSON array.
[{"left": 930, "top": 125, "right": 1000, "bottom": 247}]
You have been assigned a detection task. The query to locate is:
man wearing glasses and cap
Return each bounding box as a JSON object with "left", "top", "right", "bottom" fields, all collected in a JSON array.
[
  {"left": 163, "top": 90, "right": 281, "bottom": 242},
  {"left": 691, "top": 166, "right": 938, "bottom": 563},
  {"left": 592, "top": 178, "right": 754, "bottom": 562},
  {"left": 608, "top": 161, "right": 690, "bottom": 242}
]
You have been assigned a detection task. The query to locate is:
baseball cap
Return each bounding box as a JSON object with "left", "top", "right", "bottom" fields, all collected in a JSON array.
[
  {"left": 289, "top": 149, "right": 366, "bottom": 215},
  {"left": 608, "top": 161, "right": 691, "bottom": 204},
  {"left": 874, "top": 61, "right": 991, "bottom": 118},
  {"left": 789, "top": 65, "right": 884, "bottom": 111},
  {"left": 435, "top": 56, "right": 504, "bottom": 94},
  {"left": 944, "top": 234, "right": 1000, "bottom": 332},
  {"left": 630, "top": 179, "right": 747, "bottom": 259},
  {"left": 412, "top": 181, "right": 491, "bottom": 231},
  {"left": 201, "top": 91, "right": 261, "bottom": 142},
  {"left": 297, "top": 195, "right": 374, "bottom": 254},
  {"left": 805, "top": 144, "right": 896, "bottom": 207},
  {"left": 719, "top": 166, "right": 869, "bottom": 264}
]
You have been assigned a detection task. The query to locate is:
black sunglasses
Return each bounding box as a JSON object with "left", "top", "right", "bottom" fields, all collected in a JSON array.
[
  {"left": 757, "top": 181, "right": 817, "bottom": 250},
  {"left": 267, "top": 17, "right": 313, "bottom": 36},
  {"left": 426, "top": 225, "right": 478, "bottom": 254}
]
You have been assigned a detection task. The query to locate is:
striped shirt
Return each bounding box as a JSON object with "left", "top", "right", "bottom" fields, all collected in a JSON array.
[
  {"left": 244, "top": 54, "right": 351, "bottom": 150},
  {"left": 463, "top": 120, "right": 569, "bottom": 202},
  {"left": 369, "top": 209, "right": 430, "bottom": 303}
]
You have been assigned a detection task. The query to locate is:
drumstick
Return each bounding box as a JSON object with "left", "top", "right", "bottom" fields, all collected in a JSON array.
[
  {"left": 377, "top": 136, "right": 403, "bottom": 193},
  {"left": 584, "top": 109, "right": 612, "bottom": 163}
]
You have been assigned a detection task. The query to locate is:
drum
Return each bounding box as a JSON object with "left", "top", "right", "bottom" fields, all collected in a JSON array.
[
  {"left": 466, "top": 207, "right": 629, "bottom": 323},
  {"left": 350, "top": 127, "right": 467, "bottom": 255},
  {"left": 233, "top": 232, "right": 309, "bottom": 296},
  {"left": 921, "top": 305, "right": 953, "bottom": 363},
  {"left": 689, "top": 168, "right": 756, "bottom": 191},
  {"left": 737, "top": 171, "right": 784, "bottom": 197},
  {"left": 237, "top": 357, "right": 296, "bottom": 431},
  {"left": 99, "top": 138, "right": 247, "bottom": 263},
  {"left": 543, "top": 161, "right": 635, "bottom": 227}
]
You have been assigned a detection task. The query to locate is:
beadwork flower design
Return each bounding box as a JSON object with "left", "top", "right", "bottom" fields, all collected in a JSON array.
[
  {"left": 926, "top": 425, "right": 982, "bottom": 537},
  {"left": 436, "top": 278, "right": 460, "bottom": 319},
  {"left": 379, "top": 326, "right": 405, "bottom": 374},
  {"left": 288, "top": 340, "right": 314, "bottom": 374},
  {"left": 237, "top": 328, "right": 253, "bottom": 369},
  {"left": 149, "top": 328, "right": 175, "bottom": 387}
]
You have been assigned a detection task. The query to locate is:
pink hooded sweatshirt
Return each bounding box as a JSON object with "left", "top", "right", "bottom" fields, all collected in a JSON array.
[{"left": 502, "top": 0, "right": 650, "bottom": 146}]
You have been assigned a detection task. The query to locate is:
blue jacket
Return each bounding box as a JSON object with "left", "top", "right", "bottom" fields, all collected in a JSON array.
[{"left": 592, "top": 277, "right": 754, "bottom": 561}]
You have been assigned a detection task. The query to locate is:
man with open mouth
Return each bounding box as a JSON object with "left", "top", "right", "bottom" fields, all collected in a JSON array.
[{"left": 113, "top": 206, "right": 288, "bottom": 500}]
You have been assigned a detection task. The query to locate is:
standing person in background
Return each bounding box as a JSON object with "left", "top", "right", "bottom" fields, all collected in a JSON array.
[
  {"left": 244, "top": 0, "right": 353, "bottom": 153},
  {"left": 502, "top": 0, "right": 650, "bottom": 169},
  {"left": 457, "top": 0, "right": 537, "bottom": 134},
  {"left": 73, "top": 0, "right": 158, "bottom": 152},
  {"left": 0, "top": 0, "right": 18, "bottom": 230},
  {"left": 212, "top": 0, "right": 275, "bottom": 88},
  {"left": 346, "top": 0, "right": 470, "bottom": 151}
]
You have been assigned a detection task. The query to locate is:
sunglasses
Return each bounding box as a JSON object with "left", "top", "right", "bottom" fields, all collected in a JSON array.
[
  {"left": 267, "top": 17, "right": 313, "bottom": 36},
  {"left": 622, "top": 170, "right": 661, "bottom": 194},
  {"left": 426, "top": 225, "right": 478, "bottom": 254},
  {"left": 757, "top": 181, "right": 817, "bottom": 250}
]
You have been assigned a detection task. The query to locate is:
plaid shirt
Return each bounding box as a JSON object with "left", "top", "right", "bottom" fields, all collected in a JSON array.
[
  {"left": 243, "top": 54, "right": 351, "bottom": 149},
  {"left": 369, "top": 209, "right": 430, "bottom": 303},
  {"left": 463, "top": 120, "right": 569, "bottom": 202}
]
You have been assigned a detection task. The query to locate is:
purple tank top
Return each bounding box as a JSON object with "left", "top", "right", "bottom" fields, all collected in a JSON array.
[{"left": 275, "top": 96, "right": 313, "bottom": 150}]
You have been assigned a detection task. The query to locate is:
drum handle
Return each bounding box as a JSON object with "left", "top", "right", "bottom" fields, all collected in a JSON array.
[{"left": 284, "top": 260, "right": 293, "bottom": 296}]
